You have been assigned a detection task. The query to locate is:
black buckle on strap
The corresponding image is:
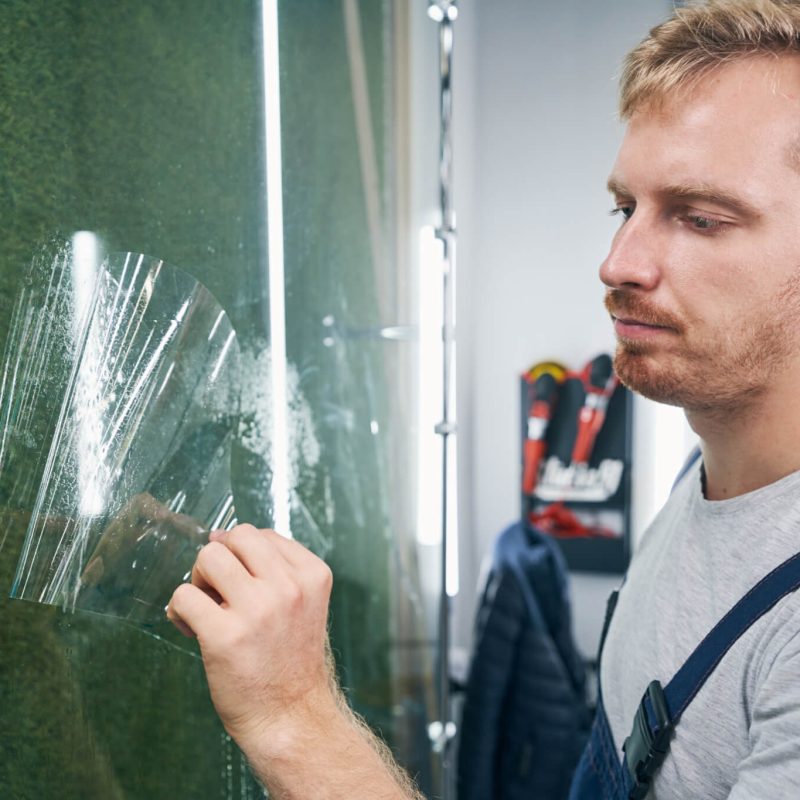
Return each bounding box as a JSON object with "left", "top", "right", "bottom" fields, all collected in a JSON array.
[{"left": 623, "top": 680, "right": 673, "bottom": 800}]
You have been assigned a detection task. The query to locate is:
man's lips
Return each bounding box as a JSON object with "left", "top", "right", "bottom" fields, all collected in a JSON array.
[
  {"left": 604, "top": 291, "right": 683, "bottom": 337},
  {"left": 612, "top": 315, "right": 674, "bottom": 339}
]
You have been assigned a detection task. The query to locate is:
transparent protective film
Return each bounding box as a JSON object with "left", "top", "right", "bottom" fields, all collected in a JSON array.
[{"left": 6, "top": 251, "right": 239, "bottom": 633}]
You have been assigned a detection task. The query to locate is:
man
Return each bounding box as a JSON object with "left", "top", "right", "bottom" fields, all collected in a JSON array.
[{"left": 168, "top": 1, "right": 800, "bottom": 797}]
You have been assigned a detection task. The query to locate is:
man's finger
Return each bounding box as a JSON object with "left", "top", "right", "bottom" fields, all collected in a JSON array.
[
  {"left": 210, "top": 525, "right": 319, "bottom": 575},
  {"left": 208, "top": 524, "right": 294, "bottom": 578},
  {"left": 191, "top": 541, "right": 252, "bottom": 605},
  {"left": 167, "top": 582, "right": 224, "bottom": 638}
]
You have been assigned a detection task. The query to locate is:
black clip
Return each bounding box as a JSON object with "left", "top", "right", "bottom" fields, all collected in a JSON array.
[{"left": 623, "top": 680, "right": 673, "bottom": 800}]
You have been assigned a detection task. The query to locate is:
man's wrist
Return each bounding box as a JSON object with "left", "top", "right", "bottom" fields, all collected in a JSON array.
[
  {"left": 230, "top": 685, "right": 422, "bottom": 800},
  {"left": 230, "top": 683, "right": 344, "bottom": 766}
]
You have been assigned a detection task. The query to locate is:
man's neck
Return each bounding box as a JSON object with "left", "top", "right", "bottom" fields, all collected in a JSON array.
[{"left": 687, "top": 383, "right": 800, "bottom": 500}]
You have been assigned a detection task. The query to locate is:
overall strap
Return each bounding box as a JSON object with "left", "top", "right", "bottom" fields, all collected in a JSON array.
[
  {"left": 665, "top": 549, "right": 800, "bottom": 719},
  {"left": 624, "top": 549, "right": 800, "bottom": 799},
  {"left": 597, "top": 588, "right": 620, "bottom": 663}
]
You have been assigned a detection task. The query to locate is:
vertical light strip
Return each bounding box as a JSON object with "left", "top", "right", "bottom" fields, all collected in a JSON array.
[
  {"left": 261, "top": 0, "right": 291, "bottom": 536},
  {"left": 445, "top": 434, "right": 459, "bottom": 596},
  {"left": 445, "top": 257, "right": 459, "bottom": 597},
  {"left": 653, "top": 401, "right": 697, "bottom": 509},
  {"left": 632, "top": 396, "right": 697, "bottom": 544},
  {"left": 71, "top": 231, "right": 104, "bottom": 516}
]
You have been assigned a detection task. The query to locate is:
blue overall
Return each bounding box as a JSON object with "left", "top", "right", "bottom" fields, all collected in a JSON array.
[{"left": 567, "top": 550, "right": 800, "bottom": 799}]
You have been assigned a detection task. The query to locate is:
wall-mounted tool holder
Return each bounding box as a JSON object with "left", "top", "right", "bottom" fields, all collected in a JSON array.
[{"left": 520, "top": 355, "right": 633, "bottom": 574}]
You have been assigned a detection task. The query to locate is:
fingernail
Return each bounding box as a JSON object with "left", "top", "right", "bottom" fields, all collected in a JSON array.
[{"left": 209, "top": 529, "right": 225, "bottom": 541}]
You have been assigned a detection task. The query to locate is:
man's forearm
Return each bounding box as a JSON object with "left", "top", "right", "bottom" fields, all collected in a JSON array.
[
  {"left": 240, "top": 686, "right": 425, "bottom": 800},
  {"left": 166, "top": 526, "right": 426, "bottom": 800}
]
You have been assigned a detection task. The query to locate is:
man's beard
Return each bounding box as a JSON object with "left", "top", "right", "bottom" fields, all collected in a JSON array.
[{"left": 605, "top": 274, "right": 800, "bottom": 414}]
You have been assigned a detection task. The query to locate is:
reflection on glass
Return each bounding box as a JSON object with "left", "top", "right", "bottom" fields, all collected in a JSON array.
[{"left": 7, "top": 250, "right": 239, "bottom": 631}]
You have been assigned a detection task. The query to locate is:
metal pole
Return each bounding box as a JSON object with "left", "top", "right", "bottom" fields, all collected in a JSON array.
[{"left": 427, "top": 2, "right": 457, "bottom": 798}]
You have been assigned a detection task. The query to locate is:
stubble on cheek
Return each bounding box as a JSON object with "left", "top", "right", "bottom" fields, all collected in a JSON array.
[
  {"left": 613, "top": 327, "right": 764, "bottom": 412},
  {"left": 612, "top": 268, "right": 800, "bottom": 413}
]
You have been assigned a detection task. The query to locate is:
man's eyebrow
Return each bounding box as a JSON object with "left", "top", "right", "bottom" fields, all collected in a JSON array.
[
  {"left": 606, "top": 177, "right": 762, "bottom": 220},
  {"left": 607, "top": 178, "right": 632, "bottom": 199},
  {"left": 660, "top": 182, "right": 762, "bottom": 219}
]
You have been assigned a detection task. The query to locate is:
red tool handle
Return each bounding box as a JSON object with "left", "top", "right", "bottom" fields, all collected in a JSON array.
[
  {"left": 572, "top": 405, "right": 598, "bottom": 465},
  {"left": 523, "top": 438, "right": 547, "bottom": 494}
]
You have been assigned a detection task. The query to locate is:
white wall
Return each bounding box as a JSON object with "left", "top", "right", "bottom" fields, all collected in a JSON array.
[{"left": 450, "top": 0, "right": 693, "bottom": 657}]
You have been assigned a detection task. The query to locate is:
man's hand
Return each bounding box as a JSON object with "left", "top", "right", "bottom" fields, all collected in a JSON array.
[
  {"left": 166, "top": 524, "right": 336, "bottom": 748},
  {"left": 166, "top": 524, "right": 423, "bottom": 800}
]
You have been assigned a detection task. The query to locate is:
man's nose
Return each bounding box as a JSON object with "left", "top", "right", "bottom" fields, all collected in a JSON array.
[{"left": 599, "top": 213, "right": 661, "bottom": 291}]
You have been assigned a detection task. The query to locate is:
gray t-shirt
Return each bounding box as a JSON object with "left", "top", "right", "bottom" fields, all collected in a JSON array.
[{"left": 601, "top": 461, "right": 800, "bottom": 799}]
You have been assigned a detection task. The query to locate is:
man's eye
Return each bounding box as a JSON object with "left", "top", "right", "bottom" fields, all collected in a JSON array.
[
  {"left": 609, "top": 205, "right": 633, "bottom": 222},
  {"left": 687, "top": 214, "right": 721, "bottom": 231}
]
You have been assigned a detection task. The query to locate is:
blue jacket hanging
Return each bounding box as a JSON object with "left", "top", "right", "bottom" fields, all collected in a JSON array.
[{"left": 457, "top": 521, "right": 591, "bottom": 800}]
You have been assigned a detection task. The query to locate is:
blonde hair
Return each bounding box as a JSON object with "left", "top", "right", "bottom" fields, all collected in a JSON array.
[{"left": 621, "top": 0, "right": 800, "bottom": 118}]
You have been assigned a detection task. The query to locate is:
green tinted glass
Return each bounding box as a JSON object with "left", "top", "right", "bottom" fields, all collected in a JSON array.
[{"left": 0, "top": 1, "right": 436, "bottom": 797}]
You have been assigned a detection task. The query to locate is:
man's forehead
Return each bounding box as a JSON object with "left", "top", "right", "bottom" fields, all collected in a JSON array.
[
  {"left": 626, "top": 54, "right": 800, "bottom": 122},
  {"left": 618, "top": 55, "right": 800, "bottom": 180}
]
